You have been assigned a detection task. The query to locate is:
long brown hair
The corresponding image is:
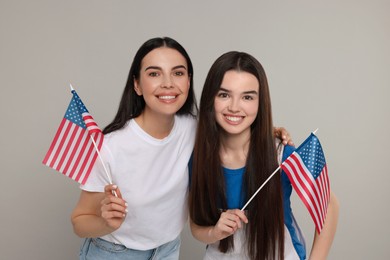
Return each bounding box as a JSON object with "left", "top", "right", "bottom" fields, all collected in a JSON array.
[{"left": 189, "top": 51, "right": 284, "bottom": 259}]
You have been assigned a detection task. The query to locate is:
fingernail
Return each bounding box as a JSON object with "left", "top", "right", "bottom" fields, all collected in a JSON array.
[
  {"left": 125, "top": 209, "right": 128, "bottom": 213},
  {"left": 125, "top": 202, "right": 128, "bottom": 207},
  {"left": 112, "top": 185, "right": 117, "bottom": 189}
]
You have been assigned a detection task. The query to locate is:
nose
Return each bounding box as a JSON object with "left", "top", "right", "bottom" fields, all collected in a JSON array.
[
  {"left": 228, "top": 98, "right": 240, "bottom": 112},
  {"left": 161, "top": 75, "right": 174, "bottom": 88}
]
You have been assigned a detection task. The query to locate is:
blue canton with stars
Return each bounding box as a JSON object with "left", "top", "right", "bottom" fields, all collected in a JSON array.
[
  {"left": 295, "top": 133, "right": 326, "bottom": 179},
  {"left": 64, "top": 90, "right": 89, "bottom": 129}
]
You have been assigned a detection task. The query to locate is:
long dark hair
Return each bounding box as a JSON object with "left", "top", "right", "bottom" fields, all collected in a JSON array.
[
  {"left": 103, "top": 37, "right": 198, "bottom": 134},
  {"left": 189, "top": 51, "right": 284, "bottom": 259}
]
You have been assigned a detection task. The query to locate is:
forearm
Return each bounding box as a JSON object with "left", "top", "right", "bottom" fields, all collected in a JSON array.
[
  {"left": 71, "top": 189, "right": 124, "bottom": 238},
  {"left": 309, "top": 192, "right": 340, "bottom": 260},
  {"left": 72, "top": 214, "right": 115, "bottom": 238},
  {"left": 190, "top": 220, "right": 219, "bottom": 244}
]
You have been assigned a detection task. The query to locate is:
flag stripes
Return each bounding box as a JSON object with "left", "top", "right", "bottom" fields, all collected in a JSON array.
[
  {"left": 42, "top": 89, "right": 104, "bottom": 185},
  {"left": 282, "top": 151, "right": 330, "bottom": 233}
]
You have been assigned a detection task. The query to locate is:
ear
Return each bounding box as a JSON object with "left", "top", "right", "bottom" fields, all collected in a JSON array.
[{"left": 133, "top": 78, "right": 143, "bottom": 96}]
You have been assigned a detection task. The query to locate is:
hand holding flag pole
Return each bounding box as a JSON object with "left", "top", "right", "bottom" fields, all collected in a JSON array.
[
  {"left": 240, "top": 128, "right": 329, "bottom": 234},
  {"left": 68, "top": 84, "right": 118, "bottom": 197}
]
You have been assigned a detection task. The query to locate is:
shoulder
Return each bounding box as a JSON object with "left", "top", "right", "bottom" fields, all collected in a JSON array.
[
  {"left": 275, "top": 139, "right": 295, "bottom": 163},
  {"left": 282, "top": 145, "right": 295, "bottom": 160},
  {"left": 103, "top": 121, "right": 131, "bottom": 144},
  {"left": 280, "top": 145, "right": 296, "bottom": 185}
]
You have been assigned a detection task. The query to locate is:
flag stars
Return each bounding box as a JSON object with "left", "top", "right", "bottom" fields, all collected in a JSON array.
[
  {"left": 296, "top": 135, "right": 326, "bottom": 178},
  {"left": 64, "top": 93, "right": 90, "bottom": 129}
]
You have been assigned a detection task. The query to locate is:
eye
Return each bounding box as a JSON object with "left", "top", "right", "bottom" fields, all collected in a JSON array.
[
  {"left": 174, "top": 71, "right": 185, "bottom": 76},
  {"left": 217, "top": 92, "right": 229, "bottom": 98},
  {"left": 243, "top": 95, "right": 254, "bottom": 100},
  {"left": 148, "top": 71, "right": 159, "bottom": 77}
]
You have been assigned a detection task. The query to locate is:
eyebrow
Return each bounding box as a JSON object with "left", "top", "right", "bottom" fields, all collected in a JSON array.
[
  {"left": 144, "top": 65, "right": 187, "bottom": 71},
  {"left": 219, "top": 87, "right": 258, "bottom": 95}
]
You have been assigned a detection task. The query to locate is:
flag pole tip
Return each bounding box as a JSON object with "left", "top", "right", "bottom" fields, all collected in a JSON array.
[
  {"left": 69, "top": 83, "right": 74, "bottom": 91},
  {"left": 312, "top": 128, "right": 319, "bottom": 135}
]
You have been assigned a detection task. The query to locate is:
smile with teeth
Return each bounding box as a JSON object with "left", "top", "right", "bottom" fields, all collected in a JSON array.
[
  {"left": 158, "top": 95, "right": 177, "bottom": 100},
  {"left": 225, "top": 115, "right": 244, "bottom": 122}
]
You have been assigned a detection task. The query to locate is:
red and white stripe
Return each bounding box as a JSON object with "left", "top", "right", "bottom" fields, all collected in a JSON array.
[
  {"left": 281, "top": 151, "right": 330, "bottom": 233},
  {"left": 42, "top": 113, "right": 103, "bottom": 184}
]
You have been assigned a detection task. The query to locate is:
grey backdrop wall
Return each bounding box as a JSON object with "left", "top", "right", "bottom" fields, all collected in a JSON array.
[{"left": 1, "top": 0, "right": 389, "bottom": 259}]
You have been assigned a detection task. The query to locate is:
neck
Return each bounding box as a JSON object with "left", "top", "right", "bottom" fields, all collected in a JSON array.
[
  {"left": 135, "top": 108, "right": 175, "bottom": 139},
  {"left": 219, "top": 129, "right": 251, "bottom": 169}
]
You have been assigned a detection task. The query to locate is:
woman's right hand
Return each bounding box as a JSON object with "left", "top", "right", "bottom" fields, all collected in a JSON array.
[
  {"left": 210, "top": 209, "right": 248, "bottom": 241},
  {"left": 100, "top": 184, "right": 128, "bottom": 231}
]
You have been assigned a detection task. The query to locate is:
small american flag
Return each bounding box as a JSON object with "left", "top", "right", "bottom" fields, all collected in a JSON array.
[
  {"left": 42, "top": 90, "right": 103, "bottom": 185},
  {"left": 281, "top": 133, "right": 330, "bottom": 233}
]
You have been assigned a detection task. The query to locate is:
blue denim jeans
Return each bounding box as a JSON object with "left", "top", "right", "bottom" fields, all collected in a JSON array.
[{"left": 79, "top": 236, "right": 181, "bottom": 260}]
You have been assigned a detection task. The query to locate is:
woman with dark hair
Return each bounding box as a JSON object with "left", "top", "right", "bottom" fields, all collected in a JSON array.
[
  {"left": 189, "top": 51, "right": 339, "bottom": 259},
  {"left": 71, "top": 37, "right": 198, "bottom": 259}
]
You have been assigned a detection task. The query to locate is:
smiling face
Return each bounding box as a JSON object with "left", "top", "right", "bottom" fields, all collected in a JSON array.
[
  {"left": 134, "top": 47, "right": 190, "bottom": 117},
  {"left": 214, "top": 70, "right": 259, "bottom": 137}
]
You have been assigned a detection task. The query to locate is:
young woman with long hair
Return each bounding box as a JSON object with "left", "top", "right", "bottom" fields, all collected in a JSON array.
[{"left": 189, "top": 51, "right": 339, "bottom": 260}]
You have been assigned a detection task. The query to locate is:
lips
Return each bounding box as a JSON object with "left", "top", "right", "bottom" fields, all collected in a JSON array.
[
  {"left": 156, "top": 93, "right": 180, "bottom": 104},
  {"left": 158, "top": 95, "right": 177, "bottom": 100},
  {"left": 225, "top": 115, "right": 244, "bottom": 123}
]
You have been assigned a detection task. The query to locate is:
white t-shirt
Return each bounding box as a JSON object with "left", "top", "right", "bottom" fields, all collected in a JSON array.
[{"left": 81, "top": 115, "right": 197, "bottom": 250}]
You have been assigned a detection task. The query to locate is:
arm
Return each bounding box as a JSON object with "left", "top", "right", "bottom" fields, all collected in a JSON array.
[
  {"left": 71, "top": 184, "right": 127, "bottom": 238},
  {"left": 274, "top": 127, "right": 294, "bottom": 146},
  {"left": 189, "top": 209, "right": 248, "bottom": 244},
  {"left": 308, "top": 191, "right": 339, "bottom": 260}
]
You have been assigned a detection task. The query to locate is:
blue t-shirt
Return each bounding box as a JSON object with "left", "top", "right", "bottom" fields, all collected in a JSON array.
[
  {"left": 223, "top": 167, "right": 246, "bottom": 209},
  {"left": 220, "top": 145, "right": 306, "bottom": 259},
  {"left": 190, "top": 145, "right": 306, "bottom": 259}
]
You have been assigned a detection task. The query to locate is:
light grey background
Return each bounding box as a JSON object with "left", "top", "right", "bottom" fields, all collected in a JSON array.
[{"left": 1, "top": 0, "right": 389, "bottom": 259}]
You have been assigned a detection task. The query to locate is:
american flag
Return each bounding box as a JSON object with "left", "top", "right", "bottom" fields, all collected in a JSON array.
[
  {"left": 42, "top": 90, "right": 104, "bottom": 185},
  {"left": 281, "top": 133, "right": 330, "bottom": 233}
]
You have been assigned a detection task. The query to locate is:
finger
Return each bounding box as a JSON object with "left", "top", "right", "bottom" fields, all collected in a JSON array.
[
  {"left": 227, "top": 209, "right": 248, "bottom": 224},
  {"left": 274, "top": 127, "right": 281, "bottom": 137},
  {"left": 102, "top": 199, "right": 127, "bottom": 214},
  {"left": 228, "top": 209, "right": 248, "bottom": 224},
  {"left": 101, "top": 196, "right": 127, "bottom": 210},
  {"left": 104, "top": 184, "right": 122, "bottom": 198},
  {"left": 114, "top": 186, "right": 123, "bottom": 198},
  {"left": 280, "top": 129, "right": 289, "bottom": 144},
  {"left": 221, "top": 212, "right": 242, "bottom": 229},
  {"left": 219, "top": 213, "right": 239, "bottom": 227},
  {"left": 101, "top": 210, "right": 126, "bottom": 220},
  {"left": 216, "top": 221, "right": 236, "bottom": 235},
  {"left": 279, "top": 128, "right": 295, "bottom": 146},
  {"left": 104, "top": 184, "right": 117, "bottom": 195}
]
